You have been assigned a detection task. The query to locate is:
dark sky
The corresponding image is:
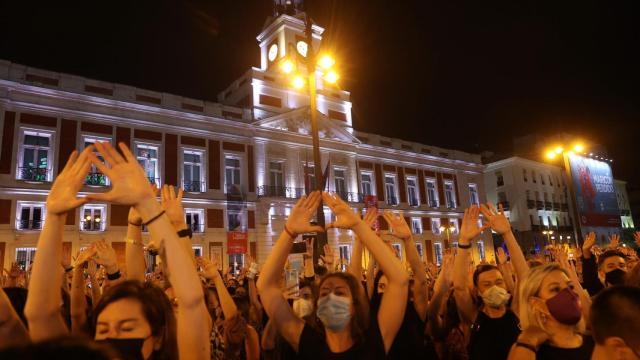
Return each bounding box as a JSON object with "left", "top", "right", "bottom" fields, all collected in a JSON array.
[{"left": 1, "top": 0, "right": 639, "bottom": 189}]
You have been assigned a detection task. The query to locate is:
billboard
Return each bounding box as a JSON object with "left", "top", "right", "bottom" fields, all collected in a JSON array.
[{"left": 568, "top": 153, "right": 620, "bottom": 228}]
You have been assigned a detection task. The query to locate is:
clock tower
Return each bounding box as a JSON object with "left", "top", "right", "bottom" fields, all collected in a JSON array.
[{"left": 218, "top": 0, "right": 354, "bottom": 135}]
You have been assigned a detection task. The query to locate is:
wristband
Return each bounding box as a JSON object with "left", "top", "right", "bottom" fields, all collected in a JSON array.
[
  {"left": 142, "top": 210, "right": 166, "bottom": 227},
  {"left": 125, "top": 237, "right": 144, "bottom": 246},
  {"left": 177, "top": 228, "right": 193, "bottom": 239},
  {"left": 129, "top": 221, "right": 142, "bottom": 227},
  {"left": 458, "top": 243, "right": 472, "bottom": 249},
  {"left": 283, "top": 225, "right": 297, "bottom": 239},
  {"left": 515, "top": 342, "right": 537, "bottom": 353},
  {"left": 107, "top": 270, "right": 122, "bottom": 281}
]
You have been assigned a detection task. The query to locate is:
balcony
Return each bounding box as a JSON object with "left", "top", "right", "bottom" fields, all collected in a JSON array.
[
  {"left": 18, "top": 167, "right": 48, "bottom": 182},
  {"left": 85, "top": 172, "right": 108, "bottom": 186},
  {"left": 183, "top": 180, "right": 204, "bottom": 193},
  {"left": 553, "top": 202, "right": 561, "bottom": 211},
  {"left": 497, "top": 201, "right": 510, "bottom": 211},
  {"left": 531, "top": 224, "right": 541, "bottom": 231},
  {"left": 428, "top": 200, "right": 438, "bottom": 208},
  {"left": 621, "top": 209, "right": 631, "bottom": 216},
  {"left": 408, "top": 197, "right": 419, "bottom": 207},
  {"left": 187, "top": 222, "right": 205, "bottom": 233},
  {"left": 81, "top": 220, "right": 104, "bottom": 232},
  {"left": 536, "top": 201, "right": 544, "bottom": 210},
  {"left": 257, "top": 185, "right": 303, "bottom": 199},
  {"left": 386, "top": 195, "right": 399, "bottom": 206},
  {"left": 18, "top": 219, "right": 42, "bottom": 231},
  {"left": 497, "top": 179, "right": 504, "bottom": 187},
  {"left": 446, "top": 202, "right": 457, "bottom": 210},
  {"left": 527, "top": 199, "right": 535, "bottom": 209},
  {"left": 561, "top": 204, "right": 569, "bottom": 211},
  {"left": 147, "top": 177, "right": 160, "bottom": 187},
  {"left": 544, "top": 202, "right": 553, "bottom": 211},
  {"left": 334, "top": 191, "right": 366, "bottom": 203}
]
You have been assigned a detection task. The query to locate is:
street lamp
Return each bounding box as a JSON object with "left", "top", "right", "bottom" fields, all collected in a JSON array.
[
  {"left": 439, "top": 225, "right": 457, "bottom": 248},
  {"left": 277, "top": 15, "right": 341, "bottom": 256},
  {"left": 543, "top": 230, "right": 554, "bottom": 244}
]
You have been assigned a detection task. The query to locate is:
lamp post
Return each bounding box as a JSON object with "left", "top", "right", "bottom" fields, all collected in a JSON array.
[
  {"left": 439, "top": 225, "right": 457, "bottom": 248},
  {"left": 278, "top": 14, "right": 340, "bottom": 256},
  {"left": 542, "top": 230, "right": 554, "bottom": 245}
]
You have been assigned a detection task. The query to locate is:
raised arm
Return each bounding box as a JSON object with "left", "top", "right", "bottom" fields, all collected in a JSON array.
[
  {"left": 480, "top": 203, "right": 528, "bottom": 282},
  {"left": 454, "top": 206, "right": 487, "bottom": 324},
  {"left": 88, "top": 141, "right": 209, "bottom": 359},
  {"left": 427, "top": 253, "right": 453, "bottom": 340},
  {"left": 161, "top": 185, "right": 195, "bottom": 265},
  {"left": 244, "top": 255, "right": 263, "bottom": 326},
  {"left": 350, "top": 207, "right": 377, "bottom": 282},
  {"left": 25, "top": 147, "right": 93, "bottom": 341},
  {"left": 0, "top": 287, "right": 29, "bottom": 349},
  {"left": 70, "top": 247, "right": 96, "bottom": 335},
  {"left": 382, "top": 210, "right": 428, "bottom": 321},
  {"left": 496, "top": 247, "right": 515, "bottom": 293},
  {"left": 199, "top": 257, "right": 237, "bottom": 320},
  {"left": 125, "top": 206, "right": 146, "bottom": 282},
  {"left": 324, "top": 192, "right": 409, "bottom": 353},
  {"left": 256, "top": 192, "right": 324, "bottom": 352}
]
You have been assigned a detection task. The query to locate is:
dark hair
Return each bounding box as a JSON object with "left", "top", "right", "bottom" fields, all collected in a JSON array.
[
  {"left": 591, "top": 286, "right": 640, "bottom": 350},
  {"left": 93, "top": 280, "right": 178, "bottom": 360},
  {"left": 597, "top": 250, "right": 626, "bottom": 268},
  {"left": 3, "top": 287, "right": 28, "bottom": 327},
  {"left": 317, "top": 272, "right": 370, "bottom": 344},
  {"left": 472, "top": 264, "right": 501, "bottom": 287},
  {"left": 299, "top": 278, "right": 318, "bottom": 301},
  {"left": 0, "top": 336, "right": 118, "bottom": 359},
  {"left": 314, "top": 264, "right": 328, "bottom": 277},
  {"left": 527, "top": 259, "right": 544, "bottom": 268}
]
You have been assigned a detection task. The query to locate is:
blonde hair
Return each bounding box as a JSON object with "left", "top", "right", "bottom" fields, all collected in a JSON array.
[{"left": 517, "top": 263, "right": 585, "bottom": 333}]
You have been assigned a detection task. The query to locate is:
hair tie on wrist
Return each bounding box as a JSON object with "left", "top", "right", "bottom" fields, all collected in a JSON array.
[
  {"left": 142, "top": 210, "right": 166, "bottom": 227},
  {"left": 458, "top": 243, "right": 472, "bottom": 249},
  {"left": 283, "top": 225, "right": 297, "bottom": 239},
  {"left": 129, "top": 221, "right": 142, "bottom": 227}
]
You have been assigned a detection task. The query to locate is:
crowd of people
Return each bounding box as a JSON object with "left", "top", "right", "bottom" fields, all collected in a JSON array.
[{"left": 1, "top": 141, "right": 640, "bottom": 359}]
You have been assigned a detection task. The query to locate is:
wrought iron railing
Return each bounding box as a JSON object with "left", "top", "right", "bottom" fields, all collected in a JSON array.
[
  {"left": 256, "top": 185, "right": 303, "bottom": 199},
  {"left": 536, "top": 201, "right": 544, "bottom": 210},
  {"left": 18, "top": 167, "right": 48, "bottom": 182},
  {"left": 18, "top": 220, "right": 42, "bottom": 230},
  {"left": 187, "top": 223, "right": 205, "bottom": 233},
  {"left": 527, "top": 199, "right": 536, "bottom": 209},
  {"left": 85, "top": 172, "right": 108, "bottom": 186},
  {"left": 386, "top": 196, "right": 398, "bottom": 206},
  {"left": 408, "top": 197, "right": 419, "bottom": 207},
  {"left": 183, "top": 180, "right": 204, "bottom": 193},
  {"left": 497, "top": 201, "right": 510, "bottom": 211}
]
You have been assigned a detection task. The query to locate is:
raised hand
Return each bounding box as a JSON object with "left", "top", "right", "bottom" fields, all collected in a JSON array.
[
  {"left": 497, "top": 247, "right": 508, "bottom": 265},
  {"left": 86, "top": 142, "right": 156, "bottom": 206},
  {"left": 582, "top": 232, "right": 596, "bottom": 258},
  {"left": 459, "top": 205, "right": 489, "bottom": 245},
  {"left": 382, "top": 210, "right": 412, "bottom": 241},
  {"left": 323, "top": 192, "right": 362, "bottom": 229},
  {"left": 634, "top": 231, "right": 640, "bottom": 247},
  {"left": 285, "top": 191, "right": 325, "bottom": 235},
  {"left": 47, "top": 147, "right": 94, "bottom": 215},
  {"left": 363, "top": 207, "right": 378, "bottom": 230},
  {"left": 86, "top": 259, "right": 98, "bottom": 278},
  {"left": 73, "top": 245, "right": 96, "bottom": 268},
  {"left": 93, "top": 240, "right": 119, "bottom": 274},
  {"left": 479, "top": 203, "right": 511, "bottom": 235},
  {"left": 304, "top": 237, "right": 314, "bottom": 258},
  {"left": 608, "top": 234, "right": 620, "bottom": 249},
  {"left": 161, "top": 185, "right": 186, "bottom": 227},
  {"left": 197, "top": 257, "right": 221, "bottom": 280},
  {"left": 320, "top": 244, "right": 335, "bottom": 268}
]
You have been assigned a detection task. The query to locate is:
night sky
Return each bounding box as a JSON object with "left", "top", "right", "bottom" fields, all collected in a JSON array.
[{"left": 1, "top": 1, "right": 639, "bottom": 194}]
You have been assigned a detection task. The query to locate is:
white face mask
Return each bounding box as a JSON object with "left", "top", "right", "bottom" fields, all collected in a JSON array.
[
  {"left": 293, "top": 298, "right": 314, "bottom": 318},
  {"left": 481, "top": 285, "right": 511, "bottom": 308}
]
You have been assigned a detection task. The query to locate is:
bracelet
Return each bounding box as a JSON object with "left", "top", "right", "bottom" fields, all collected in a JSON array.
[
  {"left": 142, "top": 210, "right": 166, "bottom": 227},
  {"left": 283, "top": 225, "right": 298, "bottom": 239},
  {"left": 458, "top": 243, "right": 472, "bottom": 249},
  {"left": 107, "top": 270, "right": 122, "bottom": 281},
  {"left": 177, "top": 228, "right": 193, "bottom": 239},
  {"left": 125, "top": 237, "right": 144, "bottom": 246},
  {"left": 128, "top": 221, "right": 142, "bottom": 227},
  {"left": 515, "top": 342, "right": 537, "bottom": 353}
]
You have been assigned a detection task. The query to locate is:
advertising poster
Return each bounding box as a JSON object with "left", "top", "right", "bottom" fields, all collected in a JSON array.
[
  {"left": 568, "top": 153, "right": 621, "bottom": 228},
  {"left": 227, "top": 231, "right": 248, "bottom": 254}
]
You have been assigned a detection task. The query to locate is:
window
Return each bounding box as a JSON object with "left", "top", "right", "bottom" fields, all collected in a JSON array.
[
  {"left": 334, "top": 169, "right": 346, "bottom": 196},
  {"left": 136, "top": 144, "right": 160, "bottom": 187},
  {"left": 411, "top": 218, "right": 422, "bottom": 234},
  {"left": 304, "top": 165, "right": 316, "bottom": 192},
  {"left": 361, "top": 172, "right": 373, "bottom": 196},
  {"left": 18, "top": 129, "right": 53, "bottom": 182},
  {"left": 543, "top": 192, "right": 548, "bottom": 202},
  {"left": 225, "top": 157, "right": 241, "bottom": 192},
  {"left": 385, "top": 174, "right": 397, "bottom": 205},
  {"left": 426, "top": 179, "right": 439, "bottom": 207},
  {"left": 17, "top": 202, "right": 45, "bottom": 230},
  {"left": 526, "top": 190, "right": 531, "bottom": 200},
  {"left": 532, "top": 170, "right": 537, "bottom": 183},
  {"left": 15, "top": 247, "right": 36, "bottom": 270},
  {"left": 227, "top": 210, "right": 243, "bottom": 231},
  {"left": 498, "top": 192, "right": 508, "bottom": 204},
  {"left": 406, "top": 177, "right": 419, "bottom": 206},
  {"left": 444, "top": 181, "right": 456, "bottom": 209},
  {"left": 523, "top": 169, "right": 528, "bottom": 182},
  {"left": 431, "top": 218, "right": 441, "bottom": 234},
  {"left": 84, "top": 136, "right": 110, "bottom": 186},
  {"left": 185, "top": 209, "right": 205, "bottom": 233},
  {"left": 540, "top": 174, "right": 545, "bottom": 185},
  {"left": 338, "top": 244, "right": 351, "bottom": 270},
  {"left": 391, "top": 243, "right": 402, "bottom": 260},
  {"left": 192, "top": 246, "right": 203, "bottom": 257},
  {"left": 183, "top": 150, "right": 204, "bottom": 192},
  {"left": 434, "top": 242, "right": 443, "bottom": 266},
  {"left": 549, "top": 175, "right": 553, "bottom": 186},
  {"left": 468, "top": 183, "right": 479, "bottom": 205},
  {"left": 269, "top": 161, "right": 284, "bottom": 188},
  {"left": 496, "top": 171, "right": 504, "bottom": 187},
  {"left": 477, "top": 240, "right": 486, "bottom": 261},
  {"left": 81, "top": 205, "right": 106, "bottom": 232},
  {"left": 229, "top": 254, "right": 244, "bottom": 275},
  {"left": 415, "top": 242, "right": 424, "bottom": 259}
]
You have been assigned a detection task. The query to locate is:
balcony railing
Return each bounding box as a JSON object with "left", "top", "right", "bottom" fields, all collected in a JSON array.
[
  {"left": 81, "top": 221, "right": 104, "bottom": 232},
  {"left": 386, "top": 196, "right": 398, "bottom": 206},
  {"left": 531, "top": 224, "right": 541, "bottom": 231},
  {"left": 497, "top": 201, "right": 510, "bottom": 211},
  {"left": 621, "top": 209, "right": 631, "bottom": 216},
  {"left": 147, "top": 177, "right": 160, "bottom": 187},
  {"left": 536, "top": 201, "right": 544, "bottom": 210},
  {"left": 527, "top": 199, "right": 535, "bottom": 209},
  {"left": 18, "top": 220, "right": 42, "bottom": 230},
  {"left": 183, "top": 180, "right": 204, "bottom": 193},
  {"left": 18, "top": 167, "right": 48, "bottom": 182},
  {"left": 408, "top": 197, "right": 419, "bottom": 207},
  {"left": 497, "top": 179, "right": 504, "bottom": 187},
  {"left": 544, "top": 202, "right": 552, "bottom": 211},
  {"left": 187, "top": 223, "right": 205, "bottom": 233},
  {"left": 561, "top": 204, "right": 569, "bottom": 211},
  {"left": 553, "top": 202, "right": 561, "bottom": 211},
  {"left": 85, "top": 172, "right": 108, "bottom": 186},
  {"left": 428, "top": 200, "right": 438, "bottom": 208},
  {"left": 256, "top": 185, "right": 303, "bottom": 199}
]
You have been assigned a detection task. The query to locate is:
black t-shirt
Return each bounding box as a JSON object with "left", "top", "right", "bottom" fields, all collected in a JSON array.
[
  {"left": 468, "top": 309, "right": 520, "bottom": 360},
  {"left": 536, "top": 335, "right": 594, "bottom": 360},
  {"left": 386, "top": 302, "right": 437, "bottom": 359},
  {"left": 297, "top": 321, "right": 386, "bottom": 360}
]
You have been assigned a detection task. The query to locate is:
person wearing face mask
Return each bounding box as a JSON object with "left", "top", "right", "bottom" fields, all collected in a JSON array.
[
  {"left": 257, "top": 192, "right": 409, "bottom": 359},
  {"left": 590, "top": 286, "right": 640, "bottom": 360},
  {"left": 582, "top": 232, "right": 628, "bottom": 296},
  {"left": 509, "top": 263, "right": 594, "bottom": 359},
  {"left": 454, "top": 205, "right": 528, "bottom": 360}
]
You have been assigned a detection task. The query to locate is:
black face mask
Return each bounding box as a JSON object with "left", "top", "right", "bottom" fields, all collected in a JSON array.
[
  {"left": 227, "top": 286, "right": 237, "bottom": 295},
  {"left": 96, "top": 337, "right": 148, "bottom": 360},
  {"left": 605, "top": 268, "right": 626, "bottom": 286}
]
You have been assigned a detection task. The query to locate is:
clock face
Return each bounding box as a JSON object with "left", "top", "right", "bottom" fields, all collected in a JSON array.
[
  {"left": 296, "top": 40, "right": 308, "bottom": 58},
  {"left": 268, "top": 44, "right": 278, "bottom": 62}
]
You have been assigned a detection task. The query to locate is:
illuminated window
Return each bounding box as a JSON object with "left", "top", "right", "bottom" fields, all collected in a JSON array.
[
  {"left": 426, "top": 179, "right": 439, "bottom": 207},
  {"left": 135, "top": 143, "right": 160, "bottom": 187},
  {"left": 407, "top": 177, "right": 419, "bottom": 206},
  {"left": 431, "top": 218, "right": 441, "bottom": 235},
  {"left": 477, "top": 240, "right": 486, "bottom": 261},
  {"left": 224, "top": 157, "right": 241, "bottom": 192},
  {"left": 81, "top": 204, "right": 106, "bottom": 232},
  {"left": 334, "top": 168, "right": 346, "bottom": 196},
  {"left": 434, "top": 242, "right": 443, "bottom": 265},
  {"left": 360, "top": 172, "right": 373, "bottom": 196},
  {"left": 385, "top": 174, "right": 398, "bottom": 205},
  {"left": 185, "top": 208, "right": 205, "bottom": 233},
  {"left": 15, "top": 247, "right": 36, "bottom": 270},
  {"left": 17, "top": 129, "right": 54, "bottom": 182},
  {"left": 411, "top": 218, "right": 423, "bottom": 234},
  {"left": 183, "top": 150, "right": 205, "bottom": 192},
  {"left": 83, "top": 136, "right": 111, "bottom": 186},
  {"left": 16, "top": 201, "right": 45, "bottom": 230},
  {"left": 444, "top": 181, "right": 456, "bottom": 209},
  {"left": 468, "top": 183, "right": 479, "bottom": 205}
]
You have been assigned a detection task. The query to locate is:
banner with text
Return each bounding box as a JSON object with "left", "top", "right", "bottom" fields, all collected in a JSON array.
[{"left": 227, "top": 231, "right": 248, "bottom": 254}]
